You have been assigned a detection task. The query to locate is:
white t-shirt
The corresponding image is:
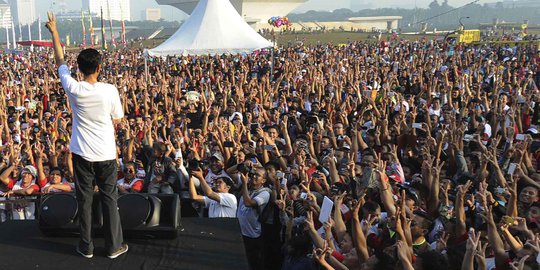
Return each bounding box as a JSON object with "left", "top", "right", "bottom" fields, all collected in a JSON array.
[
  {"left": 59, "top": 64, "right": 124, "bottom": 162},
  {"left": 11, "top": 180, "right": 36, "bottom": 220},
  {"left": 204, "top": 193, "right": 237, "bottom": 218},
  {"left": 41, "top": 180, "right": 71, "bottom": 193}
]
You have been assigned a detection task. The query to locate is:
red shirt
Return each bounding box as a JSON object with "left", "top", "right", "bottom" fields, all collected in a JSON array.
[{"left": 7, "top": 178, "right": 40, "bottom": 194}]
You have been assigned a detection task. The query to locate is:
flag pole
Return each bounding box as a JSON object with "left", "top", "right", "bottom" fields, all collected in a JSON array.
[{"left": 100, "top": 6, "right": 107, "bottom": 50}]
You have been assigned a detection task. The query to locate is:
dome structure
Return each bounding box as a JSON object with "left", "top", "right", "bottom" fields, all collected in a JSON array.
[{"left": 156, "top": 0, "right": 307, "bottom": 29}]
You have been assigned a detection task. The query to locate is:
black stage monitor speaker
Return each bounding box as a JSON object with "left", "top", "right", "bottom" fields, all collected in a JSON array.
[
  {"left": 39, "top": 193, "right": 103, "bottom": 236},
  {"left": 117, "top": 193, "right": 161, "bottom": 228},
  {"left": 118, "top": 193, "right": 182, "bottom": 238},
  {"left": 38, "top": 193, "right": 182, "bottom": 239}
]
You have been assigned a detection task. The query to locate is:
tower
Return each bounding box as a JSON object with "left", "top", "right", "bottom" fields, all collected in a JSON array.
[
  {"left": 83, "top": 0, "right": 130, "bottom": 21},
  {"left": 8, "top": 0, "right": 35, "bottom": 25}
]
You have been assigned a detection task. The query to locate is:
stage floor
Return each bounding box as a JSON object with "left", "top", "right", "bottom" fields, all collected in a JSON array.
[{"left": 0, "top": 218, "right": 248, "bottom": 270}]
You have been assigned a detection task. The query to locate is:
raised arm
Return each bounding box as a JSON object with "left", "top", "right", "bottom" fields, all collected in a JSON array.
[
  {"left": 192, "top": 169, "right": 220, "bottom": 202},
  {"left": 45, "top": 11, "right": 65, "bottom": 66}
]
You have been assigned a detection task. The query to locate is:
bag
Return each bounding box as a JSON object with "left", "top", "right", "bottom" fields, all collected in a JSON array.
[{"left": 252, "top": 187, "right": 273, "bottom": 224}]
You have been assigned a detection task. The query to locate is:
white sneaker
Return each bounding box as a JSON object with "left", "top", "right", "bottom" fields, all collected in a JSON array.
[{"left": 107, "top": 243, "right": 128, "bottom": 259}]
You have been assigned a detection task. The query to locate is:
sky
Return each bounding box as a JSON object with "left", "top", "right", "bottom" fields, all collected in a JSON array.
[{"left": 36, "top": 0, "right": 490, "bottom": 22}]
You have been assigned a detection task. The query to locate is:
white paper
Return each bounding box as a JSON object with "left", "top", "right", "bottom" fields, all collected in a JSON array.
[
  {"left": 319, "top": 196, "right": 334, "bottom": 224},
  {"left": 340, "top": 203, "right": 350, "bottom": 215},
  {"left": 507, "top": 163, "right": 517, "bottom": 175}
]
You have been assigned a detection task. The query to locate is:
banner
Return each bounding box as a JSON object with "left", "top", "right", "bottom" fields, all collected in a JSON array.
[
  {"left": 458, "top": 29, "right": 480, "bottom": 44},
  {"left": 89, "top": 12, "right": 94, "bottom": 47},
  {"left": 81, "top": 10, "right": 86, "bottom": 48}
]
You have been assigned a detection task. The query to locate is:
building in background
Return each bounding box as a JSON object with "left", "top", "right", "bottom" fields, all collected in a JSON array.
[
  {"left": 56, "top": 10, "right": 96, "bottom": 21},
  {"left": 8, "top": 0, "right": 35, "bottom": 25},
  {"left": 82, "top": 0, "right": 131, "bottom": 21},
  {"left": 143, "top": 8, "right": 161, "bottom": 21},
  {"left": 348, "top": 16, "right": 402, "bottom": 31},
  {"left": 0, "top": 1, "right": 12, "bottom": 28},
  {"left": 484, "top": 0, "right": 540, "bottom": 8},
  {"left": 156, "top": 0, "right": 307, "bottom": 29}
]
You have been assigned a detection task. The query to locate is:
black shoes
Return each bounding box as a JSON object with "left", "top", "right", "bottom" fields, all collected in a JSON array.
[{"left": 76, "top": 245, "right": 93, "bottom": 259}]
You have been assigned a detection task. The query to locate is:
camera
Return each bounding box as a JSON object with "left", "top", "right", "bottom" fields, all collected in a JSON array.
[
  {"left": 187, "top": 159, "right": 200, "bottom": 172},
  {"left": 250, "top": 123, "right": 260, "bottom": 134},
  {"left": 237, "top": 163, "right": 251, "bottom": 174}
]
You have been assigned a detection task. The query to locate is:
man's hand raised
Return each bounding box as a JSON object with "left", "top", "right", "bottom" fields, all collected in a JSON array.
[
  {"left": 45, "top": 11, "right": 65, "bottom": 66},
  {"left": 45, "top": 11, "right": 58, "bottom": 34}
]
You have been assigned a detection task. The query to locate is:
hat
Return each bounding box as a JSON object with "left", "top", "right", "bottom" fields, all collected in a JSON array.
[
  {"left": 211, "top": 152, "right": 224, "bottom": 162},
  {"left": 527, "top": 127, "right": 539, "bottom": 135},
  {"left": 22, "top": 165, "right": 37, "bottom": 178},
  {"left": 229, "top": 112, "right": 243, "bottom": 122},
  {"left": 216, "top": 176, "right": 234, "bottom": 187}
]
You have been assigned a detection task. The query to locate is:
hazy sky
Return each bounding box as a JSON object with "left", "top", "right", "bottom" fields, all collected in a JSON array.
[{"left": 37, "top": 0, "right": 490, "bottom": 22}]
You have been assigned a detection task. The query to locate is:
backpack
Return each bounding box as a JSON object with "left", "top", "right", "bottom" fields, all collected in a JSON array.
[{"left": 252, "top": 187, "right": 274, "bottom": 224}]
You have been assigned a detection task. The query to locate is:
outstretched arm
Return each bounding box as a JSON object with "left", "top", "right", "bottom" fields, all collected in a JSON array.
[{"left": 45, "top": 11, "right": 65, "bottom": 66}]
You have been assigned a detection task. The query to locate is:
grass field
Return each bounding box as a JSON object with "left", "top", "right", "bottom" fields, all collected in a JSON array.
[
  {"left": 265, "top": 31, "right": 445, "bottom": 46},
  {"left": 141, "top": 31, "right": 444, "bottom": 49},
  {"left": 137, "top": 29, "right": 539, "bottom": 50}
]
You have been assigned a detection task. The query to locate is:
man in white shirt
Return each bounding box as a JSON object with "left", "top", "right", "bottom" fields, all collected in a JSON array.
[
  {"left": 188, "top": 170, "right": 237, "bottom": 218},
  {"left": 46, "top": 12, "right": 127, "bottom": 260}
]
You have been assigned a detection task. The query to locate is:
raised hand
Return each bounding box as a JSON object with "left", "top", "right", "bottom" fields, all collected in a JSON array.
[
  {"left": 45, "top": 11, "right": 58, "bottom": 34},
  {"left": 466, "top": 228, "right": 481, "bottom": 251}
]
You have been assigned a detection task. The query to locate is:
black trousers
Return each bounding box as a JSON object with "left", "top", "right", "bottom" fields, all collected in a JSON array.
[
  {"left": 242, "top": 235, "right": 263, "bottom": 270},
  {"left": 262, "top": 223, "right": 283, "bottom": 270},
  {"left": 72, "top": 154, "right": 123, "bottom": 254}
]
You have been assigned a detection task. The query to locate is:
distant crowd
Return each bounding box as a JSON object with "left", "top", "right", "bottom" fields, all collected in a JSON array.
[{"left": 1, "top": 35, "right": 540, "bottom": 269}]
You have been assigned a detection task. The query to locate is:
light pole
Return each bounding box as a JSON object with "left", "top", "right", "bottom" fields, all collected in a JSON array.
[{"left": 459, "top": 16, "right": 470, "bottom": 30}]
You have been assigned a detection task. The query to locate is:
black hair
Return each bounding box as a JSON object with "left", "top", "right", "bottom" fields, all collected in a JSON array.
[
  {"left": 414, "top": 210, "right": 435, "bottom": 232},
  {"left": 77, "top": 49, "right": 101, "bottom": 76},
  {"left": 286, "top": 232, "right": 312, "bottom": 258},
  {"left": 417, "top": 251, "right": 449, "bottom": 270},
  {"left": 362, "top": 200, "right": 381, "bottom": 213},
  {"left": 123, "top": 161, "right": 136, "bottom": 172},
  {"left": 49, "top": 166, "right": 64, "bottom": 178},
  {"left": 264, "top": 161, "right": 280, "bottom": 170},
  {"left": 152, "top": 142, "right": 167, "bottom": 154},
  {"left": 374, "top": 249, "right": 399, "bottom": 270}
]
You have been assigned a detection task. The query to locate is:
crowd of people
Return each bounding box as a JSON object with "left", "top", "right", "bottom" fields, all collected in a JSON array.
[{"left": 0, "top": 35, "right": 539, "bottom": 270}]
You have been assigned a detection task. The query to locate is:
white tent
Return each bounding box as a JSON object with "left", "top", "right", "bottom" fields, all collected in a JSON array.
[{"left": 146, "top": 0, "right": 273, "bottom": 56}]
